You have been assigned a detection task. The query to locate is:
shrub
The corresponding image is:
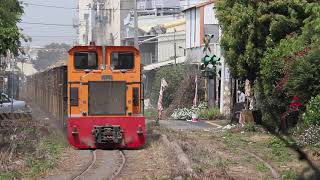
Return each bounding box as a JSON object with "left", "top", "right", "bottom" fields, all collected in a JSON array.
[
  {"left": 150, "top": 65, "right": 187, "bottom": 108},
  {"left": 244, "top": 122, "right": 257, "bottom": 132},
  {"left": 150, "top": 64, "right": 199, "bottom": 108},
  {"left": 296, "top": 125, "right": 320, "bottom": 147},
  {"left": 197, "top": 106, "right": 221, "bottom": 120},
  {"left": 171, "top": 102, "right": 207, "bottom": 120},
  {"left": 303, "top": 95, "right": 320, "bottom": 126}
]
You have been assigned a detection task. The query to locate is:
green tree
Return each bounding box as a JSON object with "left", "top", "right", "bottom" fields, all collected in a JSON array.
[
  {"left": 0, "top": 0, "right": 25, "bottom": 56},
  {"left": 32, "top": 43, "right": 70, "bottom": 71},
  {"left": 259, "top": 0, "right": 320, "bottom": 119},
  {"left": 215, "top": 0, "right": 306, "bottom": 83},
  {"left": 216, "top": 0, "right": 320, "bottom": 125}
]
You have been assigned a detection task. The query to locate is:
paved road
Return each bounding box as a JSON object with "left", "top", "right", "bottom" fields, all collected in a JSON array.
[{"left": 155, "top": 120, "right": 222, "bottom": 130}]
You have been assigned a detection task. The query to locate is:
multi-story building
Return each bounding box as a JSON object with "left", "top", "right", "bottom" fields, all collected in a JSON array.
[
  {"left": 183, "top": 1, "right": 232, "bottom": 116},
  {"left": 78, "top": 0, "right": 114, "bottom": 45}
]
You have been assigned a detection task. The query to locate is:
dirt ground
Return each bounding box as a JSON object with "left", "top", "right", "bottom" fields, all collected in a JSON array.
[
  {"left": 162, "top": 126, "right": 320, "bottom": 180},
  {"left": 3, "top": 98, "right": 319, "bottom": 180},
  {"left": 118, "top": 127, "right": 180, "bottom": 179}
]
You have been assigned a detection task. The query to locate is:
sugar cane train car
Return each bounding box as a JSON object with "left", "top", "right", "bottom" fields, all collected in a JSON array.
[{"left": 67, "top": 44, "right": 146, "bottom": 149}]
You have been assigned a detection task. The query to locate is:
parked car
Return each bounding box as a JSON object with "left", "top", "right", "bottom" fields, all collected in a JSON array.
[{"left": 0, "top": 93, "right": 27, "bottom": 113}]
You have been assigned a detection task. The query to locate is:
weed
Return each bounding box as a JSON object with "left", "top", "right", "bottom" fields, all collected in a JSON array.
[
  {"left": 0, "top": 171, "right": 22, "bottom": 180},
  {"left": 282, "top": 169, "right": 297, "bottom": 180},
  {"left": 215, "top": 158, "right": 234, "bottom": 169},
  {"left": 25, "top": 134, "right": 67, "bottom": 178},
  {"left": 256, "top": 162, "right": 268, "bottom": 172},
  {"left": 244, "top": 122, "right": 257, "bottom": 132},
  {"left": 144, "top": 108, "right": 158, "bottom": 119},
  {"left": 267, "top": 138, "right": 293, "bottom": 162},
  {"left": 243, "top": 155, "right": 254, "bottom": 163}
]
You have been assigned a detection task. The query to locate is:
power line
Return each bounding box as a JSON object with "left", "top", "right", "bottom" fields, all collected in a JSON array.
[
  {"left": 28, "top": 35, "right": 77, "bottom": 37},
  {"left": 23, "top": 2, "right": 77, "bottom": 10},
  {"left": 23, "top": 2, "right": 200, "bottom": 11},
  {"left": 20, "top": 21, "right": 75, "bottom": 27}
]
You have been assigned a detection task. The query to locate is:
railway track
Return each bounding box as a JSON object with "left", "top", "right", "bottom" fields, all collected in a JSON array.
[{"left": 72, "top": 150, "right": 126, "bottom": 180}]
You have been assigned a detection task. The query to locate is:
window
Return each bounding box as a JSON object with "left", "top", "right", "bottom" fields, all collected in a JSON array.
[
  {"left": 74, "top": 52, "right": 98, "bottom": 70},
  {"left": 70, "top": 87, "right": 79, "bottom": 106},
  {"left": 111, "top": 52, "right": 134, "bottom": 70},
  {"left": 133, "top": 88, "right": 139, "bottom": 106},
  {"left": 0, "top": 94, "right": 10, "bottom": 103}
]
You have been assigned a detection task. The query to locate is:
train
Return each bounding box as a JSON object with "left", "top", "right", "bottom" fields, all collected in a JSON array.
[{"left": 25, "top": 44, "right": 146, "bottom": 149}]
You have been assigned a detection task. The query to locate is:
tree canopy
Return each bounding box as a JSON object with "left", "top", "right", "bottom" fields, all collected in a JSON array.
[
  {"left": 32, "top": 43, "right": 71, "bottom": 71},
  {"left": 215, "top": 0, "right": 307, "bottom": 82},
  {"left": 216, "top": 0, "right": 320, "bottom": 123},
  {"left": 0, "top": 0, "right": 24, "bottom": 56}
]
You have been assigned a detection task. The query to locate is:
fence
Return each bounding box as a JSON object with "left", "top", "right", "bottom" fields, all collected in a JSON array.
[{"left": 24, "top": 66, "right": 67, "bottom": 129}]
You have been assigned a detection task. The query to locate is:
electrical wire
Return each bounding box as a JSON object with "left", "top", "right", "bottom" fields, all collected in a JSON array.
[
  {"left": 23, "top": 1, "right": 200, "bottom": 11},
  {"left": 20, "top": 21, "right": 75, "bottom": 27}
]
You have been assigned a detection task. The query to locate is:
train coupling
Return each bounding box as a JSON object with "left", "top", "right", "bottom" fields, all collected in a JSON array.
[{"left": 92, "top": 125, "right": 123, "bottom": 144}]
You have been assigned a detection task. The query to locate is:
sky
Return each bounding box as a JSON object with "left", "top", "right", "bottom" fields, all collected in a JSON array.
[{"left": 19, "top": 0, "right": 78, "bottom": 47}]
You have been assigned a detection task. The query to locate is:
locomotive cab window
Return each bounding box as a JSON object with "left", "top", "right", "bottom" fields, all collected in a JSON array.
[
  {"left": 74, "top": 52, "right": 98, "bottom": 69},
  {"left": 111, "top": 52, "right": 134, "bottom": 70}
]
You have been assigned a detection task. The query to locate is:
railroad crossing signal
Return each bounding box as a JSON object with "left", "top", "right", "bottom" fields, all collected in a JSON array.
[{"left": 200, "top": 55, "right": 221, "bottom": 79}]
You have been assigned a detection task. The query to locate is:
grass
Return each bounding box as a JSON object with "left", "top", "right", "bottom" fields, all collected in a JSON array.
[
  {"left": 144, "top": 108, "right": 158, "bottom": 120},
  {"left": 0, "top": 171, "right": 22, "bottom": 180},
  {"left": 282, "top": 169, "right": 297, "bottom": 180},
  {"left": 25, "top": 134, "right": 67, "bottom": 178},
  {"left": 266, "top": 137, "right": 293, "bottom": 162},
  {"left": 158, "top": 125, "right": 320, "bottom": 179},
  {"left": 244, "top": 122, "right": 258, "bottom": 132},
  {"left": 256, "top": 162, "right": 269, "bottom": 173},
  {"left": 0, "top": 133, "right": 67, "bottom": 179},
  {"left": 215, "top": 157, "right": 235, "bottom": 170}
]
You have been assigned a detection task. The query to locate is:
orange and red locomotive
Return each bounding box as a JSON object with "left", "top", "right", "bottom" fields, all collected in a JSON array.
[{"left": 67, "top": 45, "right": 145, "bottom": 149}]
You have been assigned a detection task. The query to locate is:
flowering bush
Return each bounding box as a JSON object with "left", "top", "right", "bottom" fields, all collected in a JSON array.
[
  {"left": 303, "top": 95, "right": 320, "bottom": 126},
  {"left": 296, "top": 125, "right": 320, "bottom": 147},
  {"left": 171, "top": 102, "right": 207, "bottom": 120}
]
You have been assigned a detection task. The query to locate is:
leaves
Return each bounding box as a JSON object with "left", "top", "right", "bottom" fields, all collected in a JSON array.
[
  {"left": 0, "top": 0, "right": 24, "bottom": 56},
  {"left": 216, "top": 0, "right": 307, "bottom": 81}
]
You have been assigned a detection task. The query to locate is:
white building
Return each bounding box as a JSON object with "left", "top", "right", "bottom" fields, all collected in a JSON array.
[
  {"left": 137, "top": 0, "right": 180, "bottom": 9},
  {"left": 78, "top": 0, "right": 117, "bottom": 45},
  {"left": 183, "top": 1, "right": 232, "bottom": 116}
]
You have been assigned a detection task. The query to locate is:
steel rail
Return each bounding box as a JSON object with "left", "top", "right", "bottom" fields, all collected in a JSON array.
[{"left": 71, "top": 150, "right": 97, "bottom": 180}]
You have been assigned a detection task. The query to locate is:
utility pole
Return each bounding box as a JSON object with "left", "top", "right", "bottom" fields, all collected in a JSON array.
[
  {"left": 134, "top": 0, "right": 139, "bottom": 50},
  {"left": 174, "top": 28, "right": 177, "bottom": 65},
  {"left": 10, "top": 55, "right": 14, "bottom": 113}
]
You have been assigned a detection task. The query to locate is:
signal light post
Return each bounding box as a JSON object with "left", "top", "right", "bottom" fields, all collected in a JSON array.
[{"left": 200, "top": 54, "right": 221, "bottom": 107}]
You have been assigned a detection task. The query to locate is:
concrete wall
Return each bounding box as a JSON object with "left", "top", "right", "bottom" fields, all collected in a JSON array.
[
  {"left": 158, "top": 31, "right": 186, "bottom": 62},
  {"left": 120, "top": 1, "right": 135, "bottom": 45},
  {"left": 180, "top": 0, "right": 208, "bottom": 9},
  {"left": 138, "top": 0, "right": 180, "bottom": 9},
  {"left": 98, "top": 0, "right": 134, "bottom": 46},
  {"left": 78, "top": 0, "right": 92, "bottom": 45},
  {"left": 106, "top": 0, "right": 121, "bottom": 45},
  {"left": 185, "top": 7, "right": 201, "bottom": 48}
]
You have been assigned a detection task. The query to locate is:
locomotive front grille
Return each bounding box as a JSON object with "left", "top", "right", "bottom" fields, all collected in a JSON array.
[
  {"left": 88, "top": 81, "right": 126, "bottom": 115},
  {"left": 92, "top": 125, "right": 123, "bottom": 144}
]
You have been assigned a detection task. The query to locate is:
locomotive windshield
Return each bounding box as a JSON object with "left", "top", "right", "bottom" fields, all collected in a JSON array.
[
  {"left": 111, "top": 52, "right": 134, "bottom": 70},
  {"left": 74, "top": 52, "right": 98, "bottom": 69}
]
